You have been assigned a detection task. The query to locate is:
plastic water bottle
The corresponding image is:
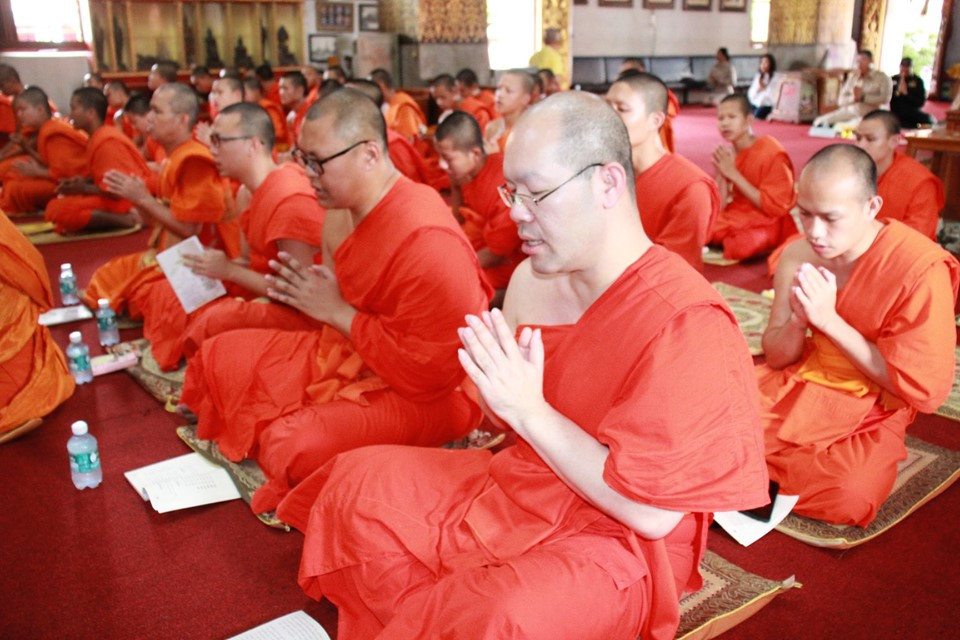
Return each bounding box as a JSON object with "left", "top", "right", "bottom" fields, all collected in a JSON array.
[
  {"left": 59, "top": 263, "right": 79, "bottom": 305},
  {"left": 66, "top": 331, "right": 93, "bottom": 384},
  {"left": 67, "top": 420, "right": 102, "bottom": 490},
  {"left": 96, "top": 298, "right": 120, "bottom": 346}
]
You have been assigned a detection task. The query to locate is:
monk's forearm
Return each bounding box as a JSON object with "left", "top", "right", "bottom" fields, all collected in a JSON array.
[
  {"left": 327, "top": 303, "right": 358, "bottom": 339},
  {"left": 820, "top": 315, "right": 894, "bottom": 392},
  {"left": 224, "top": 264, "right": 269, "bottom": 297},
  {"left": 137, "top": 198, "right": 199, "bottom": 238},
  {"left": 762, "top": 319, "right": 806, "bottom": 370},
  {"left": 516, "top": 405, "right": 684, "bottom": 540},
  {"left": 728, "top": 170, "right": 762, "bottom": 209}
]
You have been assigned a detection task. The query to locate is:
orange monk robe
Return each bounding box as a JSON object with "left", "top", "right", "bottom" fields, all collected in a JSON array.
[
  {"left": 386, "top": 128, "right": 430, "bottom": 185},
  {"left": 759, "top": 221, "right": 959, "bottom": 527},
  {"left": 709, "top": 135, "right": 797, "bottom": 260},
  {"left": 385, "top": 91, "right": 426, "bottom": 141},
  {"left": 877, "top": 151, "right": 944, "bottom": 240},
  {"left": 478, "top": 88, "right": 496, "bottom": 114},
  {"left": 289, "top": 101, "right": 311, "bottom": 147},
  {"left": 459, "top": 95, "right": 494, "bottom": 131},
  {"left": 106, "top": 105, "right": 120, "bottom": 128},
  {"left": 659, "top": 89, "right": 680, "bottom": 153},
  {"left": 142, "top": 163, "right": 325, "bottom": 371},
  {"left": 635, "top": 153, "right": 720, "bottom": 272},
  {"left": 0, "top": 119, "right": 88, "bottom": 213},
  {"left": 0, "top": 94, "right": 14, "bottom": 142},
  {"left": 282, "top": 247, "right": 769, "bottom": 639},
  {"left": 259, "top": 98, "right": 290, "bottom": 152},
  {"left": 180, "top": 177, "right": 493, "bottom": 513},
  {"left": 0, "top": 214, "right": 75, "bottom": 438},
  {"left": 83, "top": 139, "right": 239, "bottom": 317},
  {"left": 45, "top": 125, "right": 154, "bottom": 233},
  {"left": 459, "top": 152, "right": 523, "bottom": 289}
]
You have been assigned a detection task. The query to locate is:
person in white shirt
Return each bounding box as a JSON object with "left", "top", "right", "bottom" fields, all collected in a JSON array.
[
  {"left": 747, "top": 54, "right": 779, "bottom": 120},
  {"left": 812, "top": 50, "right": 891, "bottom": 127}
]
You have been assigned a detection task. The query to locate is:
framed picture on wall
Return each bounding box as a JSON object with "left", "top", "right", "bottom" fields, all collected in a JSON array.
[
  {"left": 309, "top": 34, "right": 338, "bottom": 64},
  {"left": 639, "top": 0, "right": 672, "bottom": 8},
  {"left": 599, "top": 0, "right": 635, "bottom": 7},
  {"left": 574, "top": 0, "right": 588, "bottom": 5},
  {"left": 683, "top": 0, "right": 711, "bottom": 10},
  {"left": 316, "top": 2, "right": 354, "bottom": 32},
  {"left": 719, "top": 0, "right": 746, "bottom": 11},
  {"left": 359, "top": 4, "right": 380, "bottom": 32}
]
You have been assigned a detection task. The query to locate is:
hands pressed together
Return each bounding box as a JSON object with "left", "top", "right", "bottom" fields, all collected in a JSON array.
[
  {"left": 789, "top": 262, "right": 839, "bottom": 332},
  {"left": 265, "top": 251, "right": 345, "bottom": 324},
  {"left": 103, "top": 170, "right": 150, "bottom": 207}
]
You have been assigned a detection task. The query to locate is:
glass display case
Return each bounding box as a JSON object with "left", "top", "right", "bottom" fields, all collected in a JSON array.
[{"left": 89, "top": 1, "right": 304, "bottom": 72}]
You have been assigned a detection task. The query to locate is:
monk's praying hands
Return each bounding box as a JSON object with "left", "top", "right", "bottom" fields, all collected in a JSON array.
[
  {"left": 266, "top": 251, "right": 353, "bottom": 331},
  {"left": 103, "top": 170, "right": 150, "bottom": 206},
  {"left": 712, "top": 145, "right": 737, "bottom": 180},
  {"left": 792, "top": 262, "right": 838, "bottom": 332}
]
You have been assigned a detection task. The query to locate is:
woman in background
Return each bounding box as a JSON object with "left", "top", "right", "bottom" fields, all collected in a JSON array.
[{"left": 747, "top": 54, "right": 779, "bottom": 120}]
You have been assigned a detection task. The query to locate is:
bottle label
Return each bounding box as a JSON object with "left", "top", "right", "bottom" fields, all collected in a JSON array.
[
  {"left": 97, "top": 315, "right": 117, "bottom": 331},
  {"left": 70, "top": 354, "right": 91, "bottom": 371},
  {"left": 70, "top": 450, "right": 100, "bottom": 473},
  {"left": 60, "top": 278, "right": 77, "bottom": 295}
]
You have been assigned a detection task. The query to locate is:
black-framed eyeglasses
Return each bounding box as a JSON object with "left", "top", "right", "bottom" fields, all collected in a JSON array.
[
  {"left": 209, "top": 133, "right": 254, "bottom": 147},
  {"left": 498, "top": 163, "right": 604, "bottom": 210},
  {"left": 293, "top": 140, "right": 372, "bottom": 176}
]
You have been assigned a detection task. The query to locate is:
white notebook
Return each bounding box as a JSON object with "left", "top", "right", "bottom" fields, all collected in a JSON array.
[{"left": 155, "top": 235, "right": 227, "bottom": 313}]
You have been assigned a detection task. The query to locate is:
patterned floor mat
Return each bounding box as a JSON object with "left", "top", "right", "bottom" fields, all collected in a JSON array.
[{"left": 711, "top": 282, "right": 771, "bottom": 356}]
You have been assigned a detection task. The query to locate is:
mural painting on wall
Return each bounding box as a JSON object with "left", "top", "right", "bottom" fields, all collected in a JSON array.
[
  {"left": 419, "top": 0, "right": 487, "bottom": 43},
  {"left": 859, "top": 0, "right": 887, "bottom": 61},
  {"left": 317, "top": 2, "right": 355, "bottom": 33}
]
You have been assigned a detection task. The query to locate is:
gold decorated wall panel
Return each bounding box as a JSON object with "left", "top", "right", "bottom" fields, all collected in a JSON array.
[
  {"left": 859, "top": 0, "right": 887, "bottom": 60},
  {"left": 769, "top": 0, "right": 818, "bottom": 46},
  {"left": 379, "top": 0, "right": 420, "bottom": 40},
  {"left": 419, "top": 0, "right": 486, "bottom": 44}
]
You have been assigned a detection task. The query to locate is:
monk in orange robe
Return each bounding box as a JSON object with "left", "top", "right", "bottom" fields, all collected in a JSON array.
[
  {"left": 0, "top": 214, "right": 75, "bottom": 442},
  {"left": 179, "top": 88, "right": 491, "bottom": 514},
  {"left": 44, "top": 88, "right": 153, "bottom": 233},
  {"left": 484, "top": 70, "right": 534, "bottom": 155},
  {"left": 607, "top": 72, "right": 719, "bottom": 271},
  {"left": 118, "top": 94, "right": 166, "bottom": 169},
  {"left": 435, "top": 111, "right": 523, "bottom": 301},
  {"left": 760, "top": 145, "right": 958, "bottom": 527},
  {"left": 242, "top": 76, "right": 290, "bottom": 152},
  {"left": 0, "top": 63, "right": 24, "bottom": 144},
  {"left": 371, "top": 68, "right": 426, "bottom": 141},
  {"left": 83, "top": 83, "right": 239, "bottom": 317},
  {"left": 103, "top": 81, "right": 130, "bottom": 129},
  {"left": 431, "top": 74, "right": 494, "bottom": 131},
  {"left": 855, "top": 109, "right": 943, "bottom": 239},
  {"left": 456, "top": 68, "right": 497, "bottom": 115},
  {"left": 0, "top": 87, "right": 87, "bottom": 214},
  {"left": 710, "top": 94, "right": 797, "bottom": 260},
  {"left": 281, "top": 91, "right": 769, "bottom": 640},
  {"left": 279, "top": 71, "right": 311, "bottom": 147},
  {"left": 139, "top": 102, "right": 324, "bottom": 371}
]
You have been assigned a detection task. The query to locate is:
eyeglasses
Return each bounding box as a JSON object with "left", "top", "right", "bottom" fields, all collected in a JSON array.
[
  {"left": 498, "top": 163, "right": 604, "bottom": 210},
  {"left": 209, "top": 133, "right": 254, "bottom": 147},
  {"left": 293, "top": 140, "right": 372, "bottom": 176}
]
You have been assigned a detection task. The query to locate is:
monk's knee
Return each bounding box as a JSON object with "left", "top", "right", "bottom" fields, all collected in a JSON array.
[{"left": 797, "top": 473, "right": 889, "bottom": 527}]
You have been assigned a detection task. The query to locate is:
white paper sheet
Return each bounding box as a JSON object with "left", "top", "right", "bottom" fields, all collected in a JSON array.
[
  {"left": 123, "top": 452, "right": 241, "bottom": 514},
  {"left": 714, "top": 493, "right": 800, "bottom": 547},
  {"left": 38, "top": 305, "right": 93, "bottom": 326},
  {"left": 227, "top": 611, "right": 332, "bottom": 640},
  {"left": 155, "top": 236, "right": 227, "bottom": 313}
]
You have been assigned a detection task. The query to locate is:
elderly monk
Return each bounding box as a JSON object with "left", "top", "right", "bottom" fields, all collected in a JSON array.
[
  {"left": 242, "top": 76, "right": 289, "bottom": 152},
  {"left": 484, "top": 70, "right": 534, "bottom": 155},
  {"left": 760, "top": 144, "right": 958, "bottom": 527},
  {"left": 607, "top": 72, "right": 719, "bottom": 271},
  {"left": 370, "top": 68, "right": 426, "bottom": 142},
  {"left": 139, "top": 102, "right": 325, "bottom": 371},
  {"left": 0, "top": 214, "right": 74, "bottom": 443},
  {"left": 45, "top": 88, "right": 153, "bottom": 233},
  {"left": 813, "top": 50, "right": 892, "bottom": 128},
  {"left": 82, "top": 83, "right": 239, "bottom": 316},
  {"left": 435, "top": 110, "right": 523, "bottom": 302},
  {"left": 431, "top": 73, "right": 494, "bottom": 130},
  {"left": 280, "top": 91, "right": 769, "bottom": 639},
  {"left": 855, "top": 109, "right": 943, "bottom": 239},
  {"left": 0, "top": 87, "right": 87, "bottom": 213},
  {"left": 179, "top": 88, "right": 491, "bottom": 514},
  {"left": 710, "top": 94, "right": 797, "bottom": 260}
]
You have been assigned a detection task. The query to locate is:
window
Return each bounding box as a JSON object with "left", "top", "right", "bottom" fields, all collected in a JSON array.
[
  {"left": 487, "top": 0, "right": 538, "bottom": 71},
  {"left": 1, "top": 0, "right": 90, "bottom": 51},
  {"left": 750, "top": 0, "right": 771, "bottom": 46}
]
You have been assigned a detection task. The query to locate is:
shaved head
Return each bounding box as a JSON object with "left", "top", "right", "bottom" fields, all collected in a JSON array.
[
  {"left": 156, "top": 82, "right": 200, "bottom": 128},
  {"left": 0, "top": 64, "right": 21, "bottom": 84},
  {"left": 611, "top": 72, "right": 668, "bottom": 114},
  {"left": 860, "top": 109, "right": 901, "bottom": 136},
  {"left": 456, "top": 68, "right": 480, "bottom": 88},
  {"left": 435, "top": 111, "right": 483, "bottom": 153},
  {"left": 515, "top": 91, "right": 635, "bottom": 199},
  {"left": 719, "top": 93, "right": 751, "bottom": 117},
  {"left": 13, "top": 86, "right": 51, "bottom": 116},
  {"left": 219, "top": 102, "right": 275, "bottom": 152},
  {"left": 305, "top": 87, "right": 387, "bottom": 150},
  {"left": 152, "top": 60, "right": 178, "bottom": 83},
  {"left": 803, "top": 144, "right": 877, "bottom": 199},
  {"left": 125, "top": 93, "right": 150, "bottom": 116},
  {"left": 503, "top": 70, "right": 536, "bottom": 96},
  {"left": 345, "top": 79, "right": 384, "bottom": 107},
  {"left": 431, "top": 73, "right": 457, "bottom": 92},
  {"left": 72, "top": 87, "right": 108, "bottom": 123}
]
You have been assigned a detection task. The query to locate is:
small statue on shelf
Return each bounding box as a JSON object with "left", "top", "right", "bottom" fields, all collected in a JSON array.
[
  {"left": 277, "top": 26, "right": 297, "bottom": 66},
  {"left": 205, "top": 28, "right": 224, "bottom": 68},
  {"left": 235, "top": 37, "right": 254, "bottom": 70}
]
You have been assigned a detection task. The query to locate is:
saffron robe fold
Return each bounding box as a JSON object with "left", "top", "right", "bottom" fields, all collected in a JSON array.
[
  {"left": 459, "top": 152, "right": 523, "bottom": 289},
  {"left": 0, "top": 119, "right": 88, "bottom": 213},
  {"left": 180, "top": 177, "right": 492, "bottom": 512},
  {"left": 282, "top": 246, "right": 769, "bottom": 640},
  {"left": 258, "top": 98, "right": 290, "bottom": 152},
  {"left": 710, "top": 135, "right": 797, "bottom": 260},
  {"left": 759, "top": 221, "right": 959, "bottom": 527},
  {"left": 0, "top": 215, "right": 75, "bottom": 437},
  {"left": 459, "top": 96, "right": 494, "bottom": 131},
  {"left": 83, "top": 139, "right": 238, "bottom": 315},
  {"left": 385, "top": 91, "right": 426, "bottom": 141},
  {"left": 877, "top": 152, "right": 943, "bottom": 240},
  {"left": 660, "top": 89, "right": 680, "bottom": 153},
  {"left": 386, "top": 128, "right": 431, "bottom": 186},
  {"left": 142, "top": 163, "right": 325, "bottom": 370},
  {"left": 45, "top": 125, "right": 154, "bottom": 232},
  {"left": 635, "top": 153, "right": 720, "bottom": 272}
]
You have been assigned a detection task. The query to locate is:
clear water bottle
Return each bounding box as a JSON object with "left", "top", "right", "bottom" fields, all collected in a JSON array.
[
  {"left": 96, "top": 298, "right": 120, "bottom": 346},
  {"left": 67, "top": 420, "right": 102, "bottom": 490},
  {"left": 59, "top": 263, "right": 79, "bottom": 306},
  {"left": 66, "top": 331, "right": 93, "bottom": 384}
]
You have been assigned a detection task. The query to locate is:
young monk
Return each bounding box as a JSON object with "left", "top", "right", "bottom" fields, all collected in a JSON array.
[
  {"left": 103, "top": 81, "right": 130, "bottom": 129},
  {"left": 431, "top": 74, "right": 493, "bottom": 130},
  {"left": 0, "top": 213, "right": 75, "bottom": 443},
  {"left": 278, "top": 71, "right": 311, "bottom": 146},
  {"left": 710, "top": 94, "right": 797, "bottom": 260},
  {"left": 435, "top": 110, "right": 523, "bottom": 302},
  {"left": 484, "top": 70, "right": 535, "bottom": 155},
  {"left": 138, "top": 102, "right": 325, "bottom": 371},
  {"left": 242, "top": 76, "right": 289, "bottom": 152},
  {"left": 456, "top": 67, "right": 496, "bottom": 114},
  {"left": 0, "top": 87, "right": 87, "bottom": 214},
  {"left": 120, "top": 94, "right": 166, "bottom": 167},
  {"left": 179, "top": 88, "right": 491, "bottom": 515},
  {"left": 281, "top": 91, "right": 769, "bottom": 638},
  {"left": 760, "top": 144, "right": 958, "bottom": 527},
  {"left": 370, "top": 68, "right": 426, "bottom": 141},
  {"left": 82, "top": 83, "right": 239, "bottom": 317},
  {"left": 195, "top": 76, "right": 246, "bottom": 147},
  {"left": 607, "top": 72, "right": 719, "bottom": 271},
  {"left": 854, "top": 109, "right": 943, "bottom": 239},
  {"left": 147, "top": 60, "right": 177, "bottom": 91},
  {"left": 45, "top": 88, "right": 153, "bottom": 233}
]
